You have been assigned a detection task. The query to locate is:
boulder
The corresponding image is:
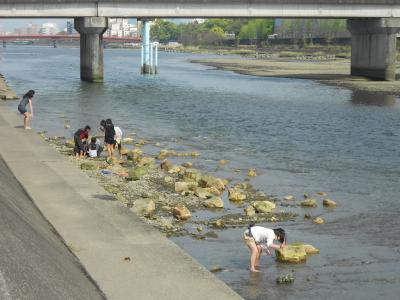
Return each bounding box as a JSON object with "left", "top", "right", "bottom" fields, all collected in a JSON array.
[
  {"left": 300, "top": 199, "right": 318, "bottom": 208},
  {"left": 247, "top": 168, "right": 257, "bottom": 177},
  {"left": 228, "top": 188, "right": 246, "bottom": 202},
  {"left": 194, "top": 187, "right": 212, "bottom": 199},
  {"left": 120, "top": 148, "right": 129, "bottom": 156},
  {"left": 204, "top": 186, "right": 222, "bottom": 196},
  {"left": 323, "top": 199, "right": 337, "bottom": 207},
  {"left": 288, "top": 243, "right": 320, "bottom": 255},
  {"left": 126, "top": 166, "right": 149, "bottom": 181},
  {"left": 183, "top": 168, "right": 202, "bottom": 182},
  {"left": 251, "top": 201, "right": 276, "bottom": 213},
  {"left": 317, "top": 192, "right": 327, "bottom": 196},
  {"left": 160, "top": 159, "right": 173, "bottom": 172},
  {"left": 173, "top": 204, "right": 191, "bottom": 220},
  {"left": 283, "top": 195, "right": 295, "bottom": 201},
  {"left": 131, "top": 198, "right": 155, "bottom": 217},
  {"left": 137, "top": 156, "right": 155, "bottom": 167},
  {"left": 181, "top": 162, "right": 193, "bottom": 168},
  {"left": 244, "top": 205, "right": 256, "bottom": 217},
  {"left": 122, "top": 137, "right": 134, "bottom": 144},
  {"left": 168, "top": 165, "right": 182, "bottom": 174},
  {"left": 198, "top": 175, "right": 226, "bottom": 191},
  {"left": 312, "top": 217, "right": 325, "bottom": 224},
  {"left": 80, "top": 162, "right": 98, "bottom": 170},
  {"left": 174, "top": 181, "right": 196, "bottom": 193},
  {"left": 275, "top": 247, "right": 307, "bottom": 263},
  {"left": 204, "top": 196, "right": 224, "bottom": 208}
]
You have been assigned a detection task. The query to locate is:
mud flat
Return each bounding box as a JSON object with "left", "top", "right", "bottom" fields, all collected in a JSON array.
[
  {"left": 191, "top": 58, "right": 400, "bottom": 95},
  {"left": 0, "top": 74, "right": 18, "bottom": 100}
]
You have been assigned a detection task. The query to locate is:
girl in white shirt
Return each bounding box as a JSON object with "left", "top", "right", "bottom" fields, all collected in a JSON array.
[{"left": 243, "top": 225, "right": 286, "bottom": 272}]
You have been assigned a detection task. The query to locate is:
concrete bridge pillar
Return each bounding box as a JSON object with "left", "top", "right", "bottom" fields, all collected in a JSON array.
[
  {"left": 74, "top": 17, "right": 108, "bottom": 82},
  {"left": 347, "top": 18, "right": 400, "bottom": 81}
]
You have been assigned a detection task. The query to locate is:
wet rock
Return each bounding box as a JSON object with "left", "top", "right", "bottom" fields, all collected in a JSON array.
[
  {"left": 190, "top": 151, "right": 200, "bottom": 157},
  {"left": 137, "top": 156, "right": 155, "bottom": 167},
  {"left": 127, "top": 148, "right": 143, "bottom": 161},
  {"left": 204, "top": 231, "right": 219, "bottom": 238},
  {"left": 276, "top": 246, "right": 307, "bottom": 263},
  {"left": 194, "top": 187, "right": 212, "bottom": 199},
  {"left": 120, "top": 148, "right": 129, "bottom": 156},
  {"left": 156, "top": 149, "right": 170, "bottom": 160},
  {"left": 181, "top": 162, "right": 193, "bottom": 168},
  {"left": 174, "top": 181, "right": 192, "bottom": 193},
  {"left": 64, "top": 124, "right": 71, "bottom": 129},
  {"left": 210, "top": 265, "right": 223, "bottom": 273},
  {"left": 154, "top": 142, "right": 162, "bottom": 147},
  {"left": 289, "top": 243, "right": 320, "bottom": 255},
  {"left": 126, "top": 166, "right": 149, "bottom": 181},
  {"left": 283, "top": 195, "right": 295, "bottom": 201},
  {"left": 244, "top": 205, "right": 256, "bottom": 217},
  {"left": 160, "top": 159, "right": 173, "bottom": 172},
  {"left": 196, "top": 226, "right": 203, "bottom": 232},
  {"left": 131, "top": 198, "right": 156, "bottom": 217},
  {"left": 251, "top": 201, "right": 276, "bottom": 213},
  {"left": 303, "top": 193, "right": 309, "bottom": 199},
  {"left": 323, "top": 198, "right": 337, "bottom": 207},
  {"left": 312, "top": 217, "right": 325, "bottom": 224},
  {"left": 228, "top": 188, "right": 246, "bottom": 202},
  {"left": 317, "top": 192, "right": 327, "bottom": 196},
  {"left": 300, "top": 199, "right": 317, "bottom": 208},
  {"left": 247, "top": 168, "right": 257, "bottom": 177},
  {"left": 218, "top": 159, "right": 229, "bottom": 165},
  {"left": 212, "top": 219, "right": 225, "bottom": 228},
  {"left": 204, "top": 186, "right": 223, "bottom": 196},
  {"left": 204, "top": 196, "right": 224, "bottom": 208},
  {"left": 276, "top": 273, "right": 295, "bottom": 284},
  {"left": 198, "top": 175, "right": 226, "bottom": 192},
  {"left": 168, "top": 165, "right": 183, "bottom": 174},
  {"left": 80, "top": 162, "right": 98, "bottom": 171},
  {"left": 233, "top": 182, "right": 253, "bottom": 191},
  {"left": 304, "top": 213, "right": 312, "bottom": 219},
  {"left": 164, "top": 176, "right": 175, "bottom": 185},
  {"left": 173, "top": 204, "right": 191, "bottom": 220},
  {"left": 122, "top": 137, "right": 134, "bottom": 144},
  {"left": 183, "top": 168, "right": 202, "bottom": 182}
]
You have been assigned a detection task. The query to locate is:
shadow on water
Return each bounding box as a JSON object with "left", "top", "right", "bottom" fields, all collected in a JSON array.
[{"left": 350, "top": 90, "right": 397, "bottom": 106}]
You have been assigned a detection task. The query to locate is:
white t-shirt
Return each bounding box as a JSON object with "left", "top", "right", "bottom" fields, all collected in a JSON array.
[
  {"left": 114, "top": 126, "right": 122, "bottom": 142},
  {"left": 246, "top": 226, "right": 275, "bottom": 247}
]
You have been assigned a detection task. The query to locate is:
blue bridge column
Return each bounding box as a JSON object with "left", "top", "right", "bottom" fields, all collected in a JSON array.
[{"left": 140, "top": 19, "right": 153, "bottom": 74}]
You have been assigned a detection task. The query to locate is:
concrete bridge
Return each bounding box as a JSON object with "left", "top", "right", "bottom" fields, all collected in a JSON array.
[{"left": 1, "top": 0, "right": 400, "bottom": 81}]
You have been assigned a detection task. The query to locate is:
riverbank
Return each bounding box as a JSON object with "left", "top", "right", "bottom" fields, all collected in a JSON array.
[
  {"left": 191, "top": 57, "right": 400, "bottom": 95},
  {"left": 0, "top": 73, "right": 18, "bottom": 100},
  {"left": 0, "top": 102, "right": 243, "bottom": 300}
]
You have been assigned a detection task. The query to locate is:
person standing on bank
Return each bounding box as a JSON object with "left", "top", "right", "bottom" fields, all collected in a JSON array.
[
  {"left": 18, "top": 90, "right": 35, "bottom": 130},
  {"left": 243, "top": 225, "right": 286, "bottom": 272},
  {"left": 104, "top": 119, "right": 115, "bottom": 161}
]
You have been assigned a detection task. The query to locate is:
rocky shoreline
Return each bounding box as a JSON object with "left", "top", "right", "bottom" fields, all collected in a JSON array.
[
  {"left": 191, "top": 57, "right": 400, "bottom": 96},
  {"left": 40, "top": 132, "right": 334, "bottom": 263},
  {"left": 0, "top": 73, "right": 18, "bottom": 100}
]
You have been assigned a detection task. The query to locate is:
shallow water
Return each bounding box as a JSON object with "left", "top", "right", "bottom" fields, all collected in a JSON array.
[{"left": 2, "top": 46, "right": 400, "bottom": 299}]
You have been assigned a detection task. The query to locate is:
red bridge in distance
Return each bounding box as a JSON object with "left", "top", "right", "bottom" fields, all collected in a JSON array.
[{"left": 0, "top": 34, "right": 141, "bottom": 43}]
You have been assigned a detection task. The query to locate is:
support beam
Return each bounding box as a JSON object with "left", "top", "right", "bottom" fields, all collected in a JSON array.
[
  {"left": 141, "top": 19, "right": 152, "bottom": 74},
  {"left": 74, "top": 17, "right": 108, "bottom": 82},
  {"left": 347, "top": 18, "right": 400, "bottom": 81}
]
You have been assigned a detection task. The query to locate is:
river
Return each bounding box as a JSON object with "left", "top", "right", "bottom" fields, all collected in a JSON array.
[{"left": 1, "top": 45, "right": 400, "bottom": 299}]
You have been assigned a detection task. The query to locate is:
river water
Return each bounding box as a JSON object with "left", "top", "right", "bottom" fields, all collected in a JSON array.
[{"left": 1, "top": 46, "right": 400, "bottom": 299}]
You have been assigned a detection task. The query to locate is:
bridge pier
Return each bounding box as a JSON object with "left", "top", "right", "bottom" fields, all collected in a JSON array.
[
  {"left": 2, "top": 40, "right": 5, "bottom": 48},
  {"left": 74, "top": 17, "right": 108, "bottom": 82},
  {"left": 347, "top": 18, "right": 400, "bottom": 81},
  {"left": 140, "top": 19, "right": 155, "bottom": 74}
]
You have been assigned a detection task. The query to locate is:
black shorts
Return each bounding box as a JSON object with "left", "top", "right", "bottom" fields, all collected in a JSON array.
[
  {"left": 18, "top": 105, "right": 27, "bottom": 114},
  {"left": 74, "top": 135, "right": 85, "bottom": 153},
  {"left": 105, "top": 137, "right": 114, "bottom": 145}
]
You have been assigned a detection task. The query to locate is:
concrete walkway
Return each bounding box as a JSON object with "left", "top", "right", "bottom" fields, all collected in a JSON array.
[{"left": 0, "top": 103, "right": 243, "bottom": 300}]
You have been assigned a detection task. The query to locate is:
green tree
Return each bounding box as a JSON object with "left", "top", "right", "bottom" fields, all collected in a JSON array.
[
  {"left": 239, "top": 19, "right": 274, "bottom": 46},
  {"left": 151, "top": 19, "right": 178, "bottom": 43}
]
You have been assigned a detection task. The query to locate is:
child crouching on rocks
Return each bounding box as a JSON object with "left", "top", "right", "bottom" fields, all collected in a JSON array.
[
  {"left": 243, "top": 224, "right": 286, "bottom": 272},
  {"left": 87, "top": 137, "right": 103, "bottom": 158}
]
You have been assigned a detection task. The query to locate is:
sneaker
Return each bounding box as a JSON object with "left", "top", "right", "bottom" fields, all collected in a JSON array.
[{"left": 24, "top": 127, "right": 32, "bottom": 130}]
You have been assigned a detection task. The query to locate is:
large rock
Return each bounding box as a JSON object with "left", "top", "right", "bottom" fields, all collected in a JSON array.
[
  {"left": 275, "top": 243, "right": 319, "bottom": 263},
  {"left": 323, "top": 199, "right": 337, "bottom": 207},
  {"left": 204, "top": 196, "right": 224, "bottom": 208},
  {"left": 247, "top": 168, "right": 257, "bottom": 177},
  {"left": 174, "top": 181, "right": 196, "bottom": 193},
  {"left": 198, "top": 175, "right": 226, "bottom": 192},
  {"left": 244, "top": 205, "right": 256, "bottom": 217},
  {"left": 160, "top": 159, "right": 173, "bottom": 172},
  {"left": 126, "top": 166, "right": 149, "bottom": 181},
  {"left": 194, "top": 187, "right": 212, "bottom": 199},
  {"left": 137, "top": 156, "right": 155, "bottom": 167},
  {"left": 251, "top": 200, "right": 276, "bottom": 213},
  {"left": 183, "top": 168, "right": 202, "bottom": 182},
  {"left": 312, "top": 217, "right": 325, "bottom": 224},
  {"left": 80, "top": 162, "right": 98, "bottom": 170},
  {"left": 131, "top": 198, "right": 155, "bottom": 217},
  {"left": 173, "top": 204, "right": 191, "bottom": 220},
  {"left": 300, "top": 198, "right": 318, "bottom": 208},
  {"left": 228, "top": 188, "right": 246, "bottom": 201}
]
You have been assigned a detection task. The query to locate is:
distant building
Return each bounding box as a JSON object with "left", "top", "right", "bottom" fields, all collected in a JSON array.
[
  {"left": 106, "top": 18, "right": 137, "bottom": 37},
  {"left": 192, "top": 18, "right": 205, "bottom": 24},
  {"left": 39, "top": 23, "right": 59, "bottom": 35},
  {"left": 66, "top": 21, "right": 74, "bottom": 34},
  {"left": 27, "top": 23, "right": 41, "bottom": 34}
]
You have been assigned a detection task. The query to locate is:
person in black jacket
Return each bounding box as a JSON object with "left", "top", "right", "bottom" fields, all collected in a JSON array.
[
  {"left": 74, "top": 125, "right": 91, "bottom": 158},
  {"left": 104, "top": 119, "right": 115, "bottom": 160}
]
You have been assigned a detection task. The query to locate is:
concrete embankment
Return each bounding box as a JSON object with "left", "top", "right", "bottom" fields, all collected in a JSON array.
[{"left": 0, "top": 103, "right": 242, "bottom": 300}]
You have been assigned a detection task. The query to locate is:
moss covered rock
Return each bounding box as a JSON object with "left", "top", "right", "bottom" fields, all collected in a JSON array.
[
  {"left": 126, "top": 166, "right": 149, "bottom": 181},
  {"left": 251, "top": 200, "right": 276, "bottom": 213}
]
